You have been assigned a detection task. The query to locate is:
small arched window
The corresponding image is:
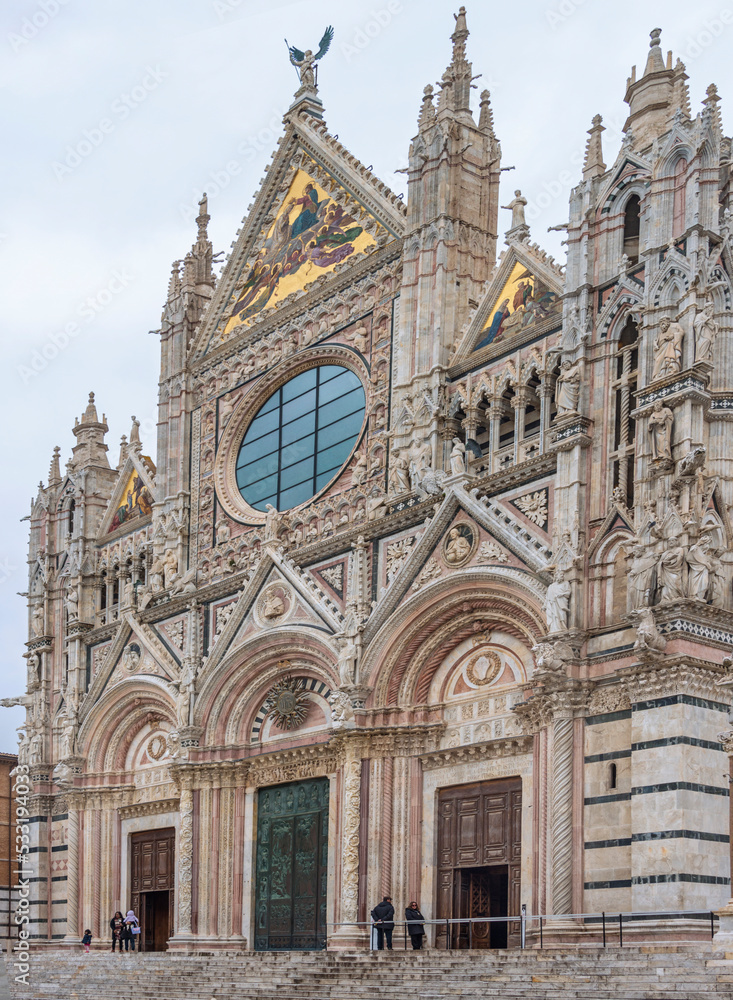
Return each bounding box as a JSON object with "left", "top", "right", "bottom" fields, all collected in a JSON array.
[
  {"left": 609, "top": 762, "right": 618, "bottom": 790},
  {"left": 67, "top": 499, "right": 75, "bottom": 536},
  {"left": 623, "top": 195, "right": 641, "bottom": 265}
]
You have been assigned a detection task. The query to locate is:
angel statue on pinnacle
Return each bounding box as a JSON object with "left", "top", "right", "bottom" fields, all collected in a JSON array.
[{"left": 286, "top": 26, "right": 334, "bottom": 91}]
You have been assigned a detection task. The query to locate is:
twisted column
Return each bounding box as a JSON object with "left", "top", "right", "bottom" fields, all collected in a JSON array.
[
  {"left": 380, "top": 757, "right": 393, "bottom": 897},
  {"left": 550, "top": 714, "right": 574, "bottom": 915},
  {"left": 341, "top": 752, "right": 362, "bottom": 924}
]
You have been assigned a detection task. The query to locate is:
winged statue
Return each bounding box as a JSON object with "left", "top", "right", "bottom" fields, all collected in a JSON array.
[{"left": 286, "top": 26, "right": 334, "bottom": 90}]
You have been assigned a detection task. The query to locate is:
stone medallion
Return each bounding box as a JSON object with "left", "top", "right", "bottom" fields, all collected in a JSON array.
[
  {"left": 442, "top": 522, "right": 477, "bottom": 567},
  {"left": 147, "top": 733, "right": 168, "bottom": 760},
  {"left": 465, "top": 649, "right": 502, "bottom": 687},
  {"left": 255, "top": 582, "right": 293, "bottom": 627}
]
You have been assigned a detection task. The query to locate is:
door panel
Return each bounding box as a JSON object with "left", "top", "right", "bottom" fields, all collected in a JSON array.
[
  {"left": 130, "top": 828, "right": 175, "bottom": 952},
  {"left": 254, "top": 778, "right": 329, "bottom": 950},
  {"left": 436, "top": 779, "right": 521, "bottom": 949}
]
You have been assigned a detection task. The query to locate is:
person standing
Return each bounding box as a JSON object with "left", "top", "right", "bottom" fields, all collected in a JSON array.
[
  {"left": 405, "top": 901, "right": 425, "bottom": 950},
  {"left": 123, "top": 909, "right": 139, "bottom": 952},
  {"left": 371, "top": 895, "right": 395, "bottom": 951},
  {"left": 110, "top": 911, "right": 124, "bottom": 953},
  {"left": 82, "top": 929, "right": 92, "bottom": 954}
]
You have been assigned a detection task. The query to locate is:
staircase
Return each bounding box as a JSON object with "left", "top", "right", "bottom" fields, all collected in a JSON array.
[{"left": 5, "top": 946, "right": 733, "bottom": 1000}]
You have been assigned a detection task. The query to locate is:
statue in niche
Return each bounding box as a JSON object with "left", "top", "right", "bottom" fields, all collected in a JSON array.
[
  {"left": 627, "top": 541, "right": 658, "bottom": 608},
  {"left": 544, "top": 568, "right": 571, "bottom": 633},
  {"left": 262, "top": 587, "right": 286, "bottom": 620},
  {"left": 651, "top": 317, "right": 685, "bottom": 381},
  {"left": 337, "top": 636, "right": 358, "bottom": 687},
  {"left": 351, "top": 454, "right": 368, "bottom": 486},
  {"left": 693, "top": 300, "right": 718, "bottom": 363},
  {"left": 163, "top": 549, "right": 179, "bottom": 590},
  {"left": 26, "top": 652, "right": 40, "bottom": 693},
  {"left": 444, "top": 524, "right": 474, "bottom": 565},
  {"left": 31, "top": 603, "right": 44, "bottom": 637},
  {"left": 648, "top": 399, "right": 674, "bottom": 462},
  {"left": 122, "top": 643, "right": 141, "bottom": 672},
  {"left": 150, "top": 555, "right": 165, "bottom": 594},
  {"left": 501, "top": 190, "right": 528, "bottom": 230},
  {"left": 216, "top": 519, "right": 231, "bottom": 546},
  {"left": 657, "top": 535, "right": 687, "bottom": 602},
  {"left": 450, "top": 438, "right": 466, "bottom": 475},
  {"left": 555, "top": 360, "right": 581, "bottom": 415},
  {"left": 65, "top": 584, "right": 79, "bottom": 622},
  {"left": 686, "top": 532, "right": 721, "bottom": 603},
  {"left": 388, "top": 452, "right": 410, "bottom": 495}
]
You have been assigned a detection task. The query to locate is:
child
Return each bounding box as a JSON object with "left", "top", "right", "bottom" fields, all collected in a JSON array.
[{"left": 82, "top": 929, "right": 92, "bottom": 953}]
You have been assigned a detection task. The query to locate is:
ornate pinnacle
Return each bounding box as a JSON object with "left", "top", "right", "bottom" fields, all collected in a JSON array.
[{"left": 583, "top": 114, "right": 606, "bottom": 180}]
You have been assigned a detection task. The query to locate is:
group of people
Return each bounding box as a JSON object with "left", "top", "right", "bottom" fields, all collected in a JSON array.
[
  {"left": 371, "top": 897, "right": 426, "bottom": 951},
  {"left": 107, "top": 909, "right": 140, "bottom": 952}
]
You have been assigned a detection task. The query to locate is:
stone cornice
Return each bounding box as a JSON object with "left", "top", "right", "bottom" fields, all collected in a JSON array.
[
  {"left": 420, "top": 735, "right": 533, "bottom": 771},
  {"left": 118, "top": 797, "right": 180, "bottom": 820},
  {"left": 617, "top": 656, "right": 731, "bottom": 705}
]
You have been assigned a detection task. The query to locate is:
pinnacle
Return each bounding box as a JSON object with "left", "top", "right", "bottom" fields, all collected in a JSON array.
[{"left": 643, "top": 27, "right": 667, "bottom": 76}]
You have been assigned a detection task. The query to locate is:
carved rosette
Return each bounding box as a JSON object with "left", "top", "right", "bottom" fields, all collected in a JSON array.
[
  {"left": 177, "top": 787, "right": 194, "bottom": 934},
  {"left": 340, "top": 751, "right": 362, "bottom": 924}
]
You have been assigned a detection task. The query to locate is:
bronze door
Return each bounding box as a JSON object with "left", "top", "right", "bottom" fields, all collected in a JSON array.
[
  {"left": 130, "top": 828, "right": 175, "bottom": 951},
  {"left": 254, "top": 778, "right": 329, "bottom": 950},
  {"left": 437, "top": 778, "right": 521, "bottom": 948}
]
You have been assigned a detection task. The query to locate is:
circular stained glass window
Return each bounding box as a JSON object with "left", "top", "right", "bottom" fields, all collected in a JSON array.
[{"left": 236, "top": 364, "right": 366, "bottom": 512}]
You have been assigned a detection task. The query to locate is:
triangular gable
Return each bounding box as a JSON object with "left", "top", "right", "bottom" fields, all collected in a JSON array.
[
  {"left": 458, "top": 244, "right": 563, "bottom": 358},
  {"left": 595, "top": 152, "right": 651, "bottom": 215},
  {"left": 363, "top": 483, "right": 552, "bottom": 646},
  {"left": 190, "top": 113, "right": 406, "bottom": 361},
  {"left": 96, "top": 451, "right": 157, "bottom": 540}
]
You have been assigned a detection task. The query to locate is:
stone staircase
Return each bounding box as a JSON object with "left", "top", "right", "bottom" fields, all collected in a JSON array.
[{"left": 5, "top": 946, "right": 733, "bottom": 1000}]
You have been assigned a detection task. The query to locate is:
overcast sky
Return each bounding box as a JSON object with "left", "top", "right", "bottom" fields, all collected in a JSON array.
[{"left": 0, "top": 0, "right": 730, "bottom": 751}]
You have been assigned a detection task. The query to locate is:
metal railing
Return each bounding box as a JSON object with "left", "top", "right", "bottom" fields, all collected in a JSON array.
[{"left": 327, "top": 907, "right": 720, "bottom": 951}]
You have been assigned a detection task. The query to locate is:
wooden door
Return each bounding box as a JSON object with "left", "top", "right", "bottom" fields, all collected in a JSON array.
[
  {"left": 130, "top": 828, "right": 175, "bottom": 951},
  {"left": 437, "top": 778, "right": 521, "bottom": 948}
]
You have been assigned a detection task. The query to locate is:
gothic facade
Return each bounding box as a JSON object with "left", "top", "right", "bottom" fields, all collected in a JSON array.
[{"left": 12, "top": 12, "right": 733, "bottom": 950}]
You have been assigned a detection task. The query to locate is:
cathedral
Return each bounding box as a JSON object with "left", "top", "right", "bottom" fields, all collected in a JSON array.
[{"left": 12, "top": 9, "right": 733, "bottom": 952}]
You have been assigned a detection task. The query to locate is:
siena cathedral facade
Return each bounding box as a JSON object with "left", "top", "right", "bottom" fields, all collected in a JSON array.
[{"left": 10, "top": 9, "right": 733, "bottom": 952}]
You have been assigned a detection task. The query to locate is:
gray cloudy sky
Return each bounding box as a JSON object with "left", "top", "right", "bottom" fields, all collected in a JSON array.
[{"left": 0, "top": 0, "right": 730, "bottom": 750}]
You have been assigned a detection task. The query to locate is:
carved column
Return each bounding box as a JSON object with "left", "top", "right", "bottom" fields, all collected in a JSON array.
[
  {"left": 487, "top": 397, "right": 502, "bottom": 470},
  {"left": 511, "top": 388, "right": 528, "bottom": 463},
  {"left": 550, "top": 710, "right": 574, "bottom": 915},
  {"left": 175, "top": 786, "right": 194, "bottom": 939},
  {"left": 538, "top": 380, "right": 555, "bottom": 454},
  {"left": 330, "top": 744, "right": 365, "bottom": 948},
  {"left": 64, "top": 806, "right": 80, "bottom": 941}
]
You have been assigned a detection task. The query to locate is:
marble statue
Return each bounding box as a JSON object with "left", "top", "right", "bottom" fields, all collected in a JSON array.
[
  {"left": 651, "top": 317, "right": 685, "bottom": 381},
  {"left": 556, "top": 360, "right": 581, "bottom": 415},
  {"left": 544, "top": 569, "right": 571, "bottom": 632},
  {"left": 444, "top": 527, "right": 471, "bottom": 564},
  {"left": 65, "top": 585, "right": 79, "bottom": 622},
  {"left": 216, "top": 519, "right": 231, "bottom": 546},
  {"left": 337, "top": 637, "right": 357, "bottom": 687},
  {"left": 287, "top": 26, "right": 334, "bottom": 90},
  {"left": 351, "top": 454, "right": 368, "bottom": 486},
  {"left": 163, "top": 549, "right": 179, "bottom": 590},
  {"left": 628, "top": 542, "right": 658, "bottom": 608},
  {"left": 657, "top": 535, "right": 687, "bottom": 602},
  {"left": 501, "top": 190, "right": 527, "bottom": 230},
  {"left": 686, "top": 533, "right": 719, "bottom": 603},
  {"left": 150, "top": 555, "right": 165, "bottom": 594},
  {"left": 450, "top": 438, "right": 466, "bottom": 475},
  {"left": 388, "top": 452, "right": 410, "bottom": 495},
  {"left": 693, "top": 300, "right": 718, "bottom": 363},
  {"left": 648, "top": 399, "right": 674, "bottom": 461},
  {"left": 31, "top": 604, "right": 44, "bottom": 637},
  {"left": 629, "top": 607, "right": 667, "bottom": 653}
]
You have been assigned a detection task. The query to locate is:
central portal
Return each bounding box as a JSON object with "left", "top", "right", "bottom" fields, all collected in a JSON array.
[
  {"left": 437, "top": 777, "right": 521, "bottom": 949},
  {"left": 254, "top": 777, "right": 329, "bottom": 951}
]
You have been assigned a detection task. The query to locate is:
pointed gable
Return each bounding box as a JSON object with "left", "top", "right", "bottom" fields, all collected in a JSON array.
[
  {"left": 457, "top": 242, "right": 564, "bottom": 359},
  {"left": 96, "top": 452, "right": 157, "bottom": 539},
  {"left": 190, "top": 112, "right": 406, "bottom": 361}
]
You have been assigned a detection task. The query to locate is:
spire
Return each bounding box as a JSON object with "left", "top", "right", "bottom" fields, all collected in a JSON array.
[
  {"left": 582, "top": 114, "right": 606, "bottom": 180},
  {"left": 48, "top": 446, "right": 61, "bottom": 488},
  {"left": 117, "top": 435, "right": 128, "bottom": 470},
  {"left": 437, "top": 6, "right": 474, "bottom": 120},
  {"left": 643, "top": 28, "right": 666, "bottom": 76},
  {"left": 671, "top": 59, "right": 691, "bottom": 121},
  {"left": 167, "top": 260, "right": 181, "bottom": 301},
  {"left": 703, "top": 83, "right": 722, "bottom": 135},
  {"left": 418, "top": 85, "right": 436, "bottom": 132},
  {"left": 478, "top": 89, "right": 496, "bottom": 138},
  {"left": 70, "top": 392, "right": 109, "bottom": 470}
]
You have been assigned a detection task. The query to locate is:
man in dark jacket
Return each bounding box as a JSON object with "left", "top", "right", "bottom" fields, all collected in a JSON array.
[
  {"left": 371, "top": 896, "right": 395, "bottom": 950},
  {"left": 405, "top": 901, "right": 425, "bottom": 949}
]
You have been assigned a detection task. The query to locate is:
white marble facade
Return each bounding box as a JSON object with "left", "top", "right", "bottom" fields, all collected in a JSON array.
[{"left": 11, "top": 13, "right": 733, "bottom": 950}]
